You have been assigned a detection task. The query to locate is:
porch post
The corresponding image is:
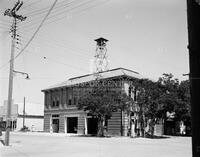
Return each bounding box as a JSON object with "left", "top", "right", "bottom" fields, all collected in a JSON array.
[{"left": 84, "top": 116, "right": 88, "bottom": 135}]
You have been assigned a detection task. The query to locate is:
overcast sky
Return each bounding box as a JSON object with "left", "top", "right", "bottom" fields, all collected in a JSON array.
[{"left": 0, "top": 0, "right": 189, "bottom": 110}]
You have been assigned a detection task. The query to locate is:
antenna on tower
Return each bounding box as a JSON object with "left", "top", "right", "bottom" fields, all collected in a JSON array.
[{"left": 94, "top": 37, "right": 109, "bottom": 78}]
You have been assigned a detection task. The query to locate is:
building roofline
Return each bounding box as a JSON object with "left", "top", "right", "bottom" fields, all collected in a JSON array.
[
  {"left": 69, "top": 67, "right": 139, "bottom": 80},
  {"left": 42, "top": 67, "right": 142, "bottom": 92}
]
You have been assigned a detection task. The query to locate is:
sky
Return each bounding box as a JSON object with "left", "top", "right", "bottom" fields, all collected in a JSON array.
[{"left": 0, "top": 0, "right": 189, "bottom": 111}]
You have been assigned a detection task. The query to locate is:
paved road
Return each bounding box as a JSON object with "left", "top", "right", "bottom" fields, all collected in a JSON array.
[{"left": 0, "top": 132, "right": 192, "bottom": 157}]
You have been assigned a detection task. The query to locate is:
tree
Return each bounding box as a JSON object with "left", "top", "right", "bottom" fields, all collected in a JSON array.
[
  {"left": 157, "top": 74, "right": 191, "bottom": 135},
  {"left": 77, "top": 85, "right": 132, "bottom": 137},
  {"left": 135, "top": 74, "right": 191, "bottom": 136},
  {"left": 177, "top": 80, "right": 191, "bottom": 135},
  {"left": 135, "top": 79, "right": 163, "bottom": 137}
]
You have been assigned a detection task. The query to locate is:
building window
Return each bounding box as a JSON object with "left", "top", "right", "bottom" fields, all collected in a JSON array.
[
  {"left": 74, "top": 97, "right": 77, "bottom": 105},
  {"left": 68, "top": 99, "right": 72, "bottom": 105},
  {"left": 134, "top": 90, "right": 137, "bottom": 101},
  {"left": 56, "top": 100, "right": 59, "bottom": 107},
  {"left": 128, "top": 86, "right": 132, "bottom": 97},
  {"left": 52, "top": 114, "right": 59, "bottom": 118},
  {"left": 52, "top": 101, "right": 55, "bottom": 107}
]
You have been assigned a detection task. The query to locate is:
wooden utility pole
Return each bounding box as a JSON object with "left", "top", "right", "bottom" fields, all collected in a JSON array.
[
  {"left": 4, "top": 0, "right": 26, "bottom": 146},
  {"left": 187, "top": 0, "right": 200, "bottom": 156},
  {"left": 23, "top": 97, "right": 26, "bottom": 128}
]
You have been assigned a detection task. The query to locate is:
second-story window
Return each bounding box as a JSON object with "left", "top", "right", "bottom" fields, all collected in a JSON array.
[
  {"left": 68, "top": 99, "right": 72, "bottom": 105},
  {"left": 74, "top": 97, "right": 77, "bottom": 105},
  {"left": 56, "top": 100, "right": 59, "bottom": 107},
  {"left": 52, "top": 100, "right": 55, "bottom": 107}
]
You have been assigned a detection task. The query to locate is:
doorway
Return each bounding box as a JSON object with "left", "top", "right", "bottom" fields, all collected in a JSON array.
[
  {"left": 52, "top": 119, "right": 59, "bottom": 133},
  {"left": 87, "top": 118, "right": 98, "bottom": 135},
  {"left": 67, "top": 117, "right": 78, "bottom": 133}
]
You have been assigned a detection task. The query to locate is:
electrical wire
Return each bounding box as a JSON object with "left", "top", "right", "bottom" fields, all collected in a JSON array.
[
  {"left": 18, "top": 0, "right": 97, "bottom": 31},
  {"left": 17, "top": 0, "right": 79, "bottom": 27},
  {"left": 39, "top": 0, "right": 109, "bottom": 28},
  {"left": 14, "top": 0, "right": 59, "bottom": 60},
  {"left": 14, "top": 34, "right": 91, "bottom": 72},
  {"left": 24, "top": 0, "right": 73, "bottom": 16},
  {"left": 0, "top": 0, "right": 58, "bottom": 70},
  {"left": 20, "top": 0, "right": 42, "bottom": 11},
  {"left": 17, "top": 4, "right": 81, "bottom": 31},
  {"left": 16, "top": 48, "right": 90, "bottom": 73},
  {"left": 18, "top": 30, "right": 92, "bottom": 58},
  {"left": 0, "top": 0, "right": 109, "bottom": 71},
  {"left": 42, "top": 0, "right": 106, "bottom": 25}
]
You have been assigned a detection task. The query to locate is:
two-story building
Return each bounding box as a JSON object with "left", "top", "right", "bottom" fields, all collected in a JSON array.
[{"left": 42, "top": 68, "right": 144, "bottom": 136}]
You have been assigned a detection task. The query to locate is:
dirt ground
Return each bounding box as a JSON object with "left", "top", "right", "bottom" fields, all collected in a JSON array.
[{"left": 0, "top": 132, "right": 192, "bottom": 157}]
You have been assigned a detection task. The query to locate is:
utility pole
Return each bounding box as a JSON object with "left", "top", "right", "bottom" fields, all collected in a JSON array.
[
  {"left": 187, "top": 0, "right": 200, "bottom": 156},
  {"left": 23, "top": 97, "right": 25, "bottom": 128},
  {"left": 4, "top": 0, "right": 26, "bottom": 146}
]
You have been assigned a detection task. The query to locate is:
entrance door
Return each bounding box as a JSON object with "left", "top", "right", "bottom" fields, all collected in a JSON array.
[
  {"left": 87, "top": 118, "right": 98, "bottom": 135},
  {"left": 67, "top": 117, "right": 78, "bottom": 133},
  {"left": 52, "top": 119, "right": 59, "bottom": 133}
]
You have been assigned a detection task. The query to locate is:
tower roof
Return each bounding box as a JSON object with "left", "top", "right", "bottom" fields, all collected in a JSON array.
[{"left": 94, "top": 37, "right": 109, "bottom": 43}]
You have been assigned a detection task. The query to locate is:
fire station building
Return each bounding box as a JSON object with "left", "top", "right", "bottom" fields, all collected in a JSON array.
[{"left": 42, "top": 68, "right": 143, "bottom": 136}]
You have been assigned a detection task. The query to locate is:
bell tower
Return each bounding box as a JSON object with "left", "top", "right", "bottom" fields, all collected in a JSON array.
[{"left": 94, "top": 37, "right": 108, "bottom": 78}]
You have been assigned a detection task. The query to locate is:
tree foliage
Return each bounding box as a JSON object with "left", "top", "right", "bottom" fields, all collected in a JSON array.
[
  {"left": 77, "top": 85, "right": 132, "bottom": 137},
  {"left": 135, "top": 74, "right": 191, "bottom": 136},
  {"left": 77, "top": 74, "right": 191, "bottom": 137}
]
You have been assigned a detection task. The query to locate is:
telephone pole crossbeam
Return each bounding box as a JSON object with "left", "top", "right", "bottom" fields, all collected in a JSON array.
[{"left": 4, "top": 0, "right": 26, "bottom": 146}]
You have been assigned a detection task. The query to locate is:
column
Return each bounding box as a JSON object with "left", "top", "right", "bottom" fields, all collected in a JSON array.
[{"left": 84, "top": 116, "right": 88, "bottom": 135}]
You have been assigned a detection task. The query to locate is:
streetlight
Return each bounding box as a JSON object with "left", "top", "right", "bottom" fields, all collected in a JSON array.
[
  {"left": 4, "top": 70, "right": 30, "bottom": 146},
  {"left": 13, "top": 70, "right": 30, "bottom": 132},
  {"left": 13, "top": 70, "right": 30, "bottom": 80}
]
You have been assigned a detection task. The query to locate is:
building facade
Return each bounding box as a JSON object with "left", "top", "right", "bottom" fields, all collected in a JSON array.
[
  {"left": 42, "top": 68, "right": 164, "bottom": 136},
  {"left": 42, "top": 68, "right": 143, "bottom": 136}
]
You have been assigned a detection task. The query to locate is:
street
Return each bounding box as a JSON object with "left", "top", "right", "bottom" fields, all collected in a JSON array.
[{"left": 0, "top": 132, "right": 192, "bottom": 157}]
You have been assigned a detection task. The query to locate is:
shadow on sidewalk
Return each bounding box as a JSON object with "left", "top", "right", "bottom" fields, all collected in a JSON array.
[{"left": 145, "top": 133, "right": 170, "bottom": 139}]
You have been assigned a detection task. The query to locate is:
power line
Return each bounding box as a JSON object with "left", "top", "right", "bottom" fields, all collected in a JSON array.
[
  {"left": 0, "top": 0, "right": 58, "bottom": 71},
  {"left": 19, "top": 0, "right": 109, "bottom": 33},
  {"left": 40, "top": 0, "right": 109, "bottom": 27},
  {"left": 24, "top": 0, "right": 73, "bottom": 16},
  {"left": 18, "top": 0, "right": 98, "bottom": 31},
  {"left": 15, "top": 48, "right": 90, "bottom": 73},
  {"left": 17, "top": 0, "right": 78, "bottom": 26},
  {"left": 15, "top": 41, "right": 90, "bottom": 67},
  {"left": 20, "top": 0, "right": 42, "bottom": 11},
  {"left": 17, "top": 30, "right": 92, "bottom": 58},
  {"left": 14, "top": 0, "right": 59, "bottom": 61},
  {"left": 17, "top": 0, "right": 85, "bottom": 30},
  {"left": 1, "top": 0, "right": 109, "bottom": 71}
]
